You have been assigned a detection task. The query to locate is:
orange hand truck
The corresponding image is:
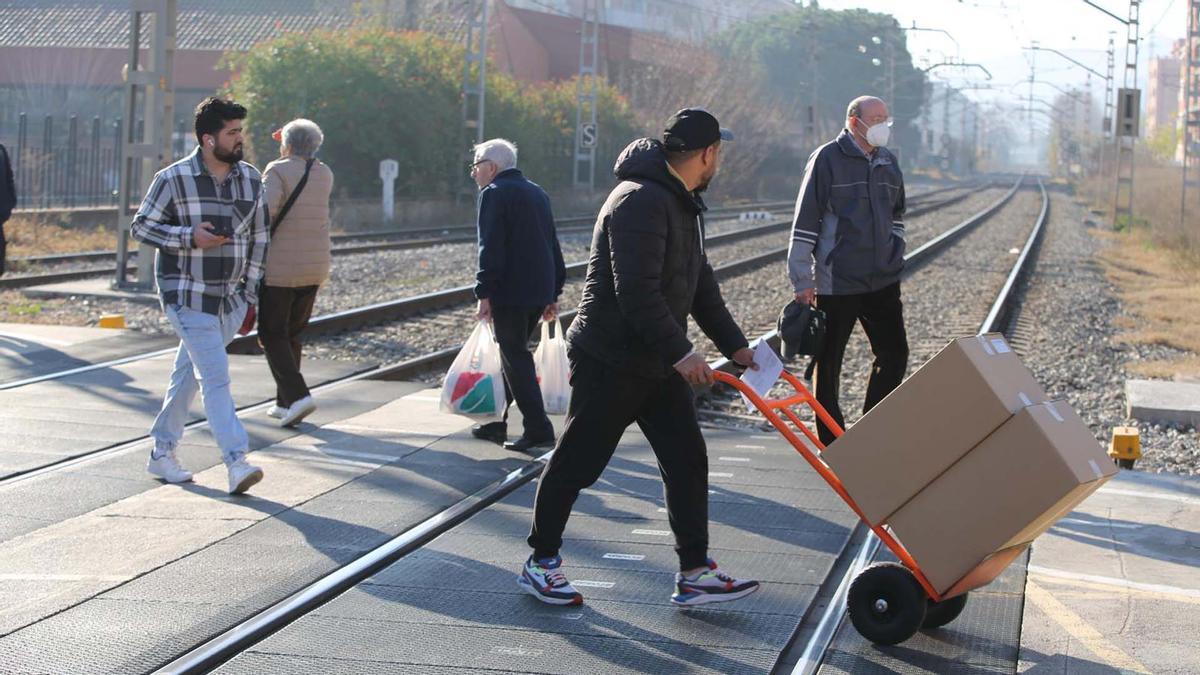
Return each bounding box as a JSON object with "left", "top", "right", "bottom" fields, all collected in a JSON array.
[{"left": 713, "top": 368, "right": 969, "bottom": 645}]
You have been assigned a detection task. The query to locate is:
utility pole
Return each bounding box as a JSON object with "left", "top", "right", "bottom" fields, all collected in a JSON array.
[
  {"left": 1029, "top": 47, "right": 1037, "bottom": 143},
  {"left": 943, "top": 82, "right": 953, "bottom": 170},
  {"left": 1182, "top": 0, "right": 1200, "bottom": 228},
  {"left": 114, "top": 0, "right": 176, "bottom": 291},
  {"left": 1112, "top": 0, "right": 1140, "bottom": 229},
  {"left": 459, "top": 0, "right": 488, "bottom": 199},
  {"left": 573, "top": 0, "right": 599, "bottom": 192}
]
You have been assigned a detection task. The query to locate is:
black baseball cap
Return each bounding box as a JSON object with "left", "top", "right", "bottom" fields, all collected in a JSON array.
[{"left": 662, "top": 108, "right": 734, "bottom": 152}]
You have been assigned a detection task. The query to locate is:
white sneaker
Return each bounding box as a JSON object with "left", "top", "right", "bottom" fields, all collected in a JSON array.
[
  {"left": 280, "top": 395, "right": 317, "bottom": 428},
  {"left": 267, "top": 405, "right": 286, "bottom": 419},
  {"left": 147, "top": 451, "right": 193, "bottom": 483},
  {"left": 227, "top": 457, "right": 264, "bottom": 494}
]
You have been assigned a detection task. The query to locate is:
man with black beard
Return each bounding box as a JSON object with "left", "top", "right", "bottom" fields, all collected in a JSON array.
[
  {"left": 517, "top": 109, "right": 762, "bottom": 607},
  {"left": 131, "top": 97, "right": 270, "bottom": 495}
]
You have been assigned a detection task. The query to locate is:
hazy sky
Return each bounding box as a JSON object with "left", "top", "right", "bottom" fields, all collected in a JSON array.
[{"left": 816, "top": 0, "right": 1189, "bottom": 107}]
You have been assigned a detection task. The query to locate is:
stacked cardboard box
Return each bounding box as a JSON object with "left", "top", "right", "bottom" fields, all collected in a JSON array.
[{"left": 821, "top": 334, "right": 1117, "bottom": 597}]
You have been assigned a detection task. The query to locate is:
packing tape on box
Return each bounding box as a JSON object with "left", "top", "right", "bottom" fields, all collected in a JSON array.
[
  {"left": 990, "top": 338, "right": 1011, "bottom": 354},
  {"left": 1045, "top": 402, "right": 1065, "bottom": 422},
  {"left": 1019, "top": 392, "right": 1033, "bottom": 407},
  {"left": 977, "top": 335, "right": 995, "bottom": 356},
  {"left": 1088, "top": 459, "right": 1104, "bottom": 479}
]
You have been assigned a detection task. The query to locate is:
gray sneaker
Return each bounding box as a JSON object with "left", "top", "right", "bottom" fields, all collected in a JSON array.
[
  {"left": 227, "top": 457, "right": 264, "bottom": 494},
  {"left": 147, "top": 450, "right": 193, "bottom": 483}
]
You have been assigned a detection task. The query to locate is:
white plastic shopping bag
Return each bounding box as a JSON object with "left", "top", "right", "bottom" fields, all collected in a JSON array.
[
  {"left": 441, "top": 320, "right": 507, "bottom": 419},
  {"left": 534, "top": 319, "right": 571, "bottom": 415}
]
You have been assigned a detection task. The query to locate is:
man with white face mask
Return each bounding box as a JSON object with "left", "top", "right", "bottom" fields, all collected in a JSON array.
[{"left": 787, "top": 95, "right": 909, "bottom": 447}]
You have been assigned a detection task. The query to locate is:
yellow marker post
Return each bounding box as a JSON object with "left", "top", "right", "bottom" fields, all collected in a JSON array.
[
  {"left": 97, "top": 314, "right": 126, "bottom": 329},
  {"left": 1108, "top": 426, "right": 1141, "bottom": 470}
]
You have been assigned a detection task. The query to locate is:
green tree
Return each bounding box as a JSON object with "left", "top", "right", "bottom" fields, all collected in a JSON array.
[
  {"left": 223, "top": 27, "right": 638, "bottom": 198},
  {"left": 717, "top": 7, "right": 928, "bottom": 158}
]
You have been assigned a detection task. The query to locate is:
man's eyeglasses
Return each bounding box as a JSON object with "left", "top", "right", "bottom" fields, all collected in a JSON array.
[{"left": 468, "top": 159, "right": 492, "bottom": 172}]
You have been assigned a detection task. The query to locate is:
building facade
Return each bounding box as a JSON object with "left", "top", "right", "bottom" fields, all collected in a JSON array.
[{"left": 1146, "top": 41, "right": 1184, "bottom": 138}]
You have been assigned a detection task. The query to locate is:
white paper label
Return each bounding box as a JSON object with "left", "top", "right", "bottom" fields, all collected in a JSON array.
[
  {"left": 572, "top": 580, "right": 615, "bottom": 588},
  {"left": 739, "top": 338, "right": 785, "bottom": 412},
  {"left": 977, "top": 335, "right": 995, "bottom": 355},
  {"left": 1088, "top": 459, "right": 1104, "bottom": 479},
  {"left": 1045, "top": 402, "right": 1065, "bottom": 422},
  {"left": 991, "top": 338, "right": 1012, "bottom": 354},
  {"left": 1019, "top": 392, "right": 1033, "bottom": 407},
  {"left": 603, "top": 553, "right": 645, "bottom": 561}
]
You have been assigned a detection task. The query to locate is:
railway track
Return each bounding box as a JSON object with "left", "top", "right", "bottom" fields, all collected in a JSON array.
[{"left": 0, "top": 184, "right": 975, "bottom": 291}]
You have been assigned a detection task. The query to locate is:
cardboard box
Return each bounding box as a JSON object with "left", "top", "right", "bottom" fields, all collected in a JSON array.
[
  {"left": 822, "top": 334, "right": 1047, "bottom": 525},
  {"left": 888, "top": 401, "right": 1118, "bottom": 595}
]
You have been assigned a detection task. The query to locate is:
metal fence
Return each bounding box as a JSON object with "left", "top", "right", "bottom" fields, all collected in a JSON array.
[{"left": 0, "top": 112, "right": 193, "bottom": 210}]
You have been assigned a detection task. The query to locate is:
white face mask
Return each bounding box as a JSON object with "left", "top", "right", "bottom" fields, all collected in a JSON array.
[{"left": 863, "top": 119, "right": 891, "bottom": 148}]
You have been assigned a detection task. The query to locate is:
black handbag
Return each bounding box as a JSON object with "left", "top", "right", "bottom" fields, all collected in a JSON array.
[{"left": 777, "top": 299, "right": 827, "bottom": 379}]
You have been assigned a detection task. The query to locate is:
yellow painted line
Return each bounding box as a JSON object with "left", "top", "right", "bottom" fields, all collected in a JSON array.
[{"left": 1025, "top": 580, "right": 1152, "bottom": 674}]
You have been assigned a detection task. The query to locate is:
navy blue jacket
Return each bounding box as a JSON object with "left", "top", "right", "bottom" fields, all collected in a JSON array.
[{"left": 474, "top": 168, "right": 566, "bottom": 307}]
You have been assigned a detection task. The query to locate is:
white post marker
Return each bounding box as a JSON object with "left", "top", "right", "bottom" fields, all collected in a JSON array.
[{"left": 379, "top": 158, "right": 399, "bottom": 224}]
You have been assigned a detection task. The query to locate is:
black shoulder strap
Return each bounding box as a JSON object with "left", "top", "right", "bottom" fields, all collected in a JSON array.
[{"left": 270, "top": 157, "right": 315, "bottom": 237}]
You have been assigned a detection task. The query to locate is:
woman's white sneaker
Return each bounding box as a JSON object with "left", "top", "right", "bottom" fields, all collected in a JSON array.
[
  {"left": 227, "top": 457, "right": 264, "bottom": 494},
  {"left": 267, "top": 405, "right": 286, "bottom": 419},
  {"left": 146, "top": 451, "right": 193, "bottom": 483},
  {"left": 280, "top": 395, "right": 316, "bottom": 428}
]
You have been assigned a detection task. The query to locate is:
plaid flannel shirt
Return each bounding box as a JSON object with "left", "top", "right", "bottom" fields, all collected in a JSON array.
[{"left": 130, "top": 148, "right": 270, "bottom": 316}]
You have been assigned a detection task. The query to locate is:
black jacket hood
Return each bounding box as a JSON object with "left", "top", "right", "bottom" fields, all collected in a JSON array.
[{"left": 612, "top": 138, "right": 700, "bottom": 211}]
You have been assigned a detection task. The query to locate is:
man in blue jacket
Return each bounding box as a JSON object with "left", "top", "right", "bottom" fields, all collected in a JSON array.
[
  {"left": 471, "top": 138, "right": 566, "bottom": 452},
  {"left": 788, "top": 95, "right": 909, "bottom": 446}
]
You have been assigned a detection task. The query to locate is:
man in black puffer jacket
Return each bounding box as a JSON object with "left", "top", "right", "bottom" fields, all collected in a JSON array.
[{"left": 517, "top": 109, "right": 762, "bottom": 608}]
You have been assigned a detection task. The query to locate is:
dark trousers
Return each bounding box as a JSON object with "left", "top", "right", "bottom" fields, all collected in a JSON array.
[
  {"left": 492, "top": 304, "right": 554, "bottom": 439},
  {"left": 528, "top": 352, "right": 710, "bottom": 571},
  {"left": 258, "top": 284, "right": 319, "bottom": 407},
  {"left": 813, "top": 281, "right": 909, "bottom": 446}
]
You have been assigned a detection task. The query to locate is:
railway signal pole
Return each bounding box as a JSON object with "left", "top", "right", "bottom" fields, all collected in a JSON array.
[
  {"left": 459, "top": 0, "right": 488, "bottom": 200},
  {"left": 1183, "top": 0, "right": 1200, "bottom": 229},
  {"left": 1111, "top": 1, "right": 1140, "bottom": 229},
  {"left": 574, "top": 0, "right": 599, "bottom": 192},
  {"left": 114, "top": 0, "right": 176, "bottom": 291}
]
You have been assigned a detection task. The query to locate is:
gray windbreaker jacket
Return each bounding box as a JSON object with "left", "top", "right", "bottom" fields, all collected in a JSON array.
[{"left": 787, "top": 129, "right": 907, "bottom": 296}]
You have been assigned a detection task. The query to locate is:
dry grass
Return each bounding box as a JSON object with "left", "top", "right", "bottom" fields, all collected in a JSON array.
[
  {"left": 3, "top": 214, "right": 115, "bottom": 258},
  {"left": 1094, "top": 228, "right": 1200, "bottom": 379},
  {"left": 1078, "top": 160, "right": 1200, "bottom": 258}
]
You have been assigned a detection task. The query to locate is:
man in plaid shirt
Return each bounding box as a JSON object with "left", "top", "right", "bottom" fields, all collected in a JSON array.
[{"left": 132, "top": 97, "right": 269, "bottom": 494}]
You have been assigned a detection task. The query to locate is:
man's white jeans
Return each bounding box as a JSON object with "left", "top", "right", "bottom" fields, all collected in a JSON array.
[{"left": 150, "top": 297, "right": 250, "bottom": 465}]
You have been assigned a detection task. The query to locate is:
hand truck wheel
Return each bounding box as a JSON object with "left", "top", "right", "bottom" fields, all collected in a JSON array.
[
  {"left": 922, "top": 591, "right": 968, "bottom": 629},
  {"left": 1117, "top": 458, "right": 1135, "bottom": 470},
  {"left": 847, "top": 562, "right": 928, "bottom": 645}
]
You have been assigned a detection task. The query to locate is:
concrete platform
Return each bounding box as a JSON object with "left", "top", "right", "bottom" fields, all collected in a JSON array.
[
  {"left": 213, "top": 424, "right": 862, "bottom": 675},
  {"left": 20, "top": 277, "right": 162, "bottom": 306},
  {"left": 0, "top": 350, "right": 371, "bottom": 481},
  {"left": 0, "top": 388, "right": 540, "bottom": 673},
  {"left": 0, "top": 321, "right": 177, "bottom": 386},
  {"left": 1018, "top": 470, "right": 1200, "bottom": 675},
  {"left": 1126, "top": 379, "right": 1200, "bottom": 428}
]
